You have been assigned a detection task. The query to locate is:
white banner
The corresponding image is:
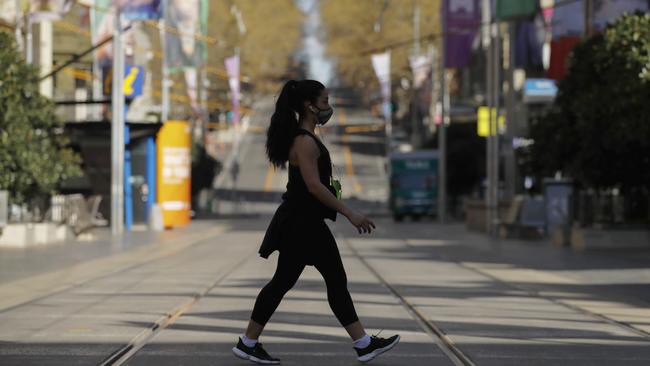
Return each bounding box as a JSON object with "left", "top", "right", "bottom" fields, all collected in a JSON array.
[{"left": 371, "top": 51, "right": 391, "bottom": 122}]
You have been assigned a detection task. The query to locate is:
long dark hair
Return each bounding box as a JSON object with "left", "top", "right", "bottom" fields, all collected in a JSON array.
[{"left": 266, "top": 79, "right": 325, "bottom": 168}]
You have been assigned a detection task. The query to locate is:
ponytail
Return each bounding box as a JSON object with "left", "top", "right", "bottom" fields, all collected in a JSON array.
[{"left": 266, "top": 79, "right": 324, "bottom": 168}]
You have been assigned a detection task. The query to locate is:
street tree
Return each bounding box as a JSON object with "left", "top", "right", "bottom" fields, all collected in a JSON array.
[
  {"left": 322, "top": 0, "right": 441, "bottom": 94},
  {"left": 0, "top": 32, "right": 82, "bottom": 208},
  {"left": 528, "top": 13, "right": 650, "bottom": 193},
  {"left": 206, "top": 0, "right": 303, "bottom": 93}
]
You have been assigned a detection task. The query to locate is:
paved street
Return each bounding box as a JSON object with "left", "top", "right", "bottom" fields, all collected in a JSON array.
[{"left": 1, "top": 104, "right": 649, "bottom": 365}]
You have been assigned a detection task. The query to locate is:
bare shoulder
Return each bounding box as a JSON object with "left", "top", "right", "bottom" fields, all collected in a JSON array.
[{"left": 293, "top": 134, "right": 320, "bottom": 156}]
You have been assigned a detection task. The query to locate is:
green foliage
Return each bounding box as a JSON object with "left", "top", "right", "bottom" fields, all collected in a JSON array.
[
  {"left": 529, "top": 13, "right": 650, "bottom": 191},
  {"left": 0, "top": 32, "right": 82, "bottom": 205},
  {"left": 424, "top": 123, "right": 485, "bottom": 198}
]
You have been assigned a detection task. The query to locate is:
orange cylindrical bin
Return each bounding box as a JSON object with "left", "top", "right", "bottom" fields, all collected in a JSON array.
[{"left": 157, "top": 120, "right": 191, "bottom": 228}]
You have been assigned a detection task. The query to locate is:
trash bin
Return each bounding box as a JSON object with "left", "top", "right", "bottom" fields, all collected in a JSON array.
[{"left": 543, "top": 178, "right": 574, "bottom": 246}]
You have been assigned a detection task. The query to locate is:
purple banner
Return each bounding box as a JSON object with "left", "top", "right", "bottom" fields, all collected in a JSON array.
[{"left": 444, "top": 0, "right": 481, "bottom": 68}]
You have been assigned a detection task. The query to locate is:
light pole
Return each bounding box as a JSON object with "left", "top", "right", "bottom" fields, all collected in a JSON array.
[
  {"left": 14, "top": 0, "right": 23, "bottom": 54},
  {"left": 111, "top": 7, "right": 125, "bottom": 235},
  {"left": 160, "top": 0, "right": 169, "bottom": 123},
  {"left": 410, "top": 0, "right": 421, "bottom": 149},
  {"left": 438, "top": 0, "right": 448, "bottom": 224}
]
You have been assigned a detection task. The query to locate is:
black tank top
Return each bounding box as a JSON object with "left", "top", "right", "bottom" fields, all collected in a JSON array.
[{"left": 281, "top": 129, "right": 337, "bottom": 221}]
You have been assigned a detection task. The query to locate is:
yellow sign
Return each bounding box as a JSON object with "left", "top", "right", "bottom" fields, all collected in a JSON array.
[
  {"left": 157, "top": 120, "right": 191, "bottom": 228},
  {"left": 477, "top": 107, "right": 505, "bottom": 137}
]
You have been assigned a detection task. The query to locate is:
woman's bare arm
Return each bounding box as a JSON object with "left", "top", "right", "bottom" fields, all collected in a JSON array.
[{"left": 293, "top": 136, "right": 375, "bottom": 233}]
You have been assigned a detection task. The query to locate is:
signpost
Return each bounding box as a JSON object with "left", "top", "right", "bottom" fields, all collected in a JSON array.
[{"left": 110, "top": 8, "right": 125, "bottom": 236}]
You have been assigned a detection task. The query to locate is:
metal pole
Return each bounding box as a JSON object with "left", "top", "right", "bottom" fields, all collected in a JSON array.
[
  {"left": 413, "top": 0, "right": 420, "bottom": 57},
  {"left": 584, "top": 0, "right": 593, "bottom": 37},
  {"left": 160, "top": 0, "right": 169, "bottom": 123},
  {"left": 504, "top": 22, "right": 516, "bottom": 199},
  {"left": 233, "top": 47, "right": 241, "bottom": 152},
  {"left": 25, "top": 16, "right": 33, "bottom": 64},
  {"left": 410, "top": 0, "right": 421, "bottom": 148},
  {"left": 491, "top": 21, "right": 501, "bottom": 236},
  {"left": 385, "top": 79, "right": 392, "bottom": 156},
  {"left": 38, "top": 20, "right": 53, "bottom": 97},
  {"left": 91, "top": 5, "right": 103, "bottom": 120},
  {"left": 14, "top": 0, "right": 23, "bottom": 53},
  {"left": 438, "top": 4, "right": 447, "bottom": 224},
  {"left": 485, "top": 0, "right": 493, "bottom": 235},
  {"left": 111, "top": 8, "right": 125, "bottom": 235}
]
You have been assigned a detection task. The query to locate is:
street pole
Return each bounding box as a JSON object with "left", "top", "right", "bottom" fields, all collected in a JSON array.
[
  {"left": 111, "top": 8, "right": 125, "bottom": 235},
  {"left": 411, "top": 0, "right": 421, "bottom": 148},
  {"left": 385, "top": 63, "right": 393, "bottom": 157},
  {"left": 14, "top": 0, "right": 23, "bottom": 54},
  {"left": 484, "top": 12, "right": 493, "bottom": 234},
  {"left": 504, "top": 22, "right": 516, "bottom": 199},
  {"left": 584, "top": 0, "right": 593, "bottom": 37},
  {"left": 234, "top": 46, "right": 241, "bottom": 152},
  {"left": 25, "top": 15, "right": 33, "bottom": 64},
  {"left": 491, "top": 21, "right": 501, "bottom": 236},
  {"left": 438, "top": 4, "right": 447, "bottom": 224},
  {"left": 413, "top": 0, "right": 420, "bottom": 57},
  {"left": 91, "top": 5, "right": 103, "bottom": 120},
  {"left": 160, "top": 0, "right": 169, "bottom": 123},
  {"left": 484, "top": 0, "right": 493, "bottom": 235}
]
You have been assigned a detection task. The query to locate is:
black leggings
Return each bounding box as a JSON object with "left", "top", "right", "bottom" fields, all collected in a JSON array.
[{"left": 250, "top": 246, "right": 359, "bottom": 327}]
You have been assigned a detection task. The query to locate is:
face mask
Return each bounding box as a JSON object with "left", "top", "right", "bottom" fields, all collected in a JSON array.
[{"left": 311, "top": 105, "right": 334, "bottom": 125}]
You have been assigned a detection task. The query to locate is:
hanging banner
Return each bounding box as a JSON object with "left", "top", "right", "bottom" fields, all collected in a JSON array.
[
  {"left": 224, "top": 54, "right": 241, "bottom": 126},
  {"left": 514, "top": 18, "right": 544, "bottom": 67},
  {"left": 444, "top": 0, "right": 481, "bottom": 68},
  {"left": 409, "top": 54, "right": 432, "bottom": 89},
  {"left": 165, "top": 0, "right": 200, "bottom": 72},
  {"left": 157, "top": 120, "right": 191, "bottom": 228},
  {"left": 371, "top": 51, "right": 391, "bottom": 122},
  {"left": 495, "top": 0, "right": 537, "bottom": 20},
  {"left": 164, "top": 0, "right": 208, "bottom": 116},
  {"left": 547, "top": 0, "right": 583, "bottom": 80}
]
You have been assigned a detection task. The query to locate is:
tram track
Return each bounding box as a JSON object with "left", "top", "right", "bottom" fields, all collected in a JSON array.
[
  {"left": 97, "top": 250, "right": 253, "bottom": 366},
  {"left": 339, "top": 234, "right": 477, "bottom": 366},
  {"left": 453, "top": 256, "right": 650, "bottom": 342},
  {"left": 341, "top": 230, "right": 650, "bottom": 366}
]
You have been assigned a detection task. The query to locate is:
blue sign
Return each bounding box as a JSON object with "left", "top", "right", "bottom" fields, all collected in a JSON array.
[
  {"left": 103, "top": 64, "right": 145, "bottom": 99},
  {"left": 523, "top": 78, "right": 557, "bottom": 103}
]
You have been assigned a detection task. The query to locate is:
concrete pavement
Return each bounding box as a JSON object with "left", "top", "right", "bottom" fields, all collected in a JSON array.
[
  {"left": 2, "top": 215, "right": 649, "bottom": 365},
  {"left": 2, "top": 102, "right": 649, "bottom": 365}
]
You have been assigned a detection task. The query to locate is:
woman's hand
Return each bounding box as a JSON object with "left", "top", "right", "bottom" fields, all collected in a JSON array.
[{"left": 346, "top": 210, "right": 376, "bottom": 234}]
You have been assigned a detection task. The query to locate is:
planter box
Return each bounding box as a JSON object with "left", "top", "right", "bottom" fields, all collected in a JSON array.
[
  {"left": 571, "top": 226, "right": 650, "bottom": 251},
  {"left": 0, "top": 223, "right": 74, "bottom": 248},
  {"left": 465, "top": 199, "right": 512, "bottom": 233}
]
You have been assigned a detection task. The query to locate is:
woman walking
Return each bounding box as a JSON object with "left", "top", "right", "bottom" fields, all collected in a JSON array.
[{"left": 232, "top": 80, "right": 400, "bottom": 364}]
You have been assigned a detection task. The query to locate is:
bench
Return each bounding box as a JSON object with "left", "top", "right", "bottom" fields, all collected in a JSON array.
[
  {"left": 498, "top": 195, "right": 546, "bottom": 239},
  {"left": 49, "top": 194, "right": 108, "bottom": 235}
]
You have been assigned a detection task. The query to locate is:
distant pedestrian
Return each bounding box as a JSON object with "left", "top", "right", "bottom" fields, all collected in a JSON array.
[
  {"left": 230, "top": 158, "right": 240, "bottom": 187},
  {"left": 232, "top": 80, "right": 400, "bottom": 364},
  {"left": 230, "top": 158, "right": 241, "bottom": 209}
]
